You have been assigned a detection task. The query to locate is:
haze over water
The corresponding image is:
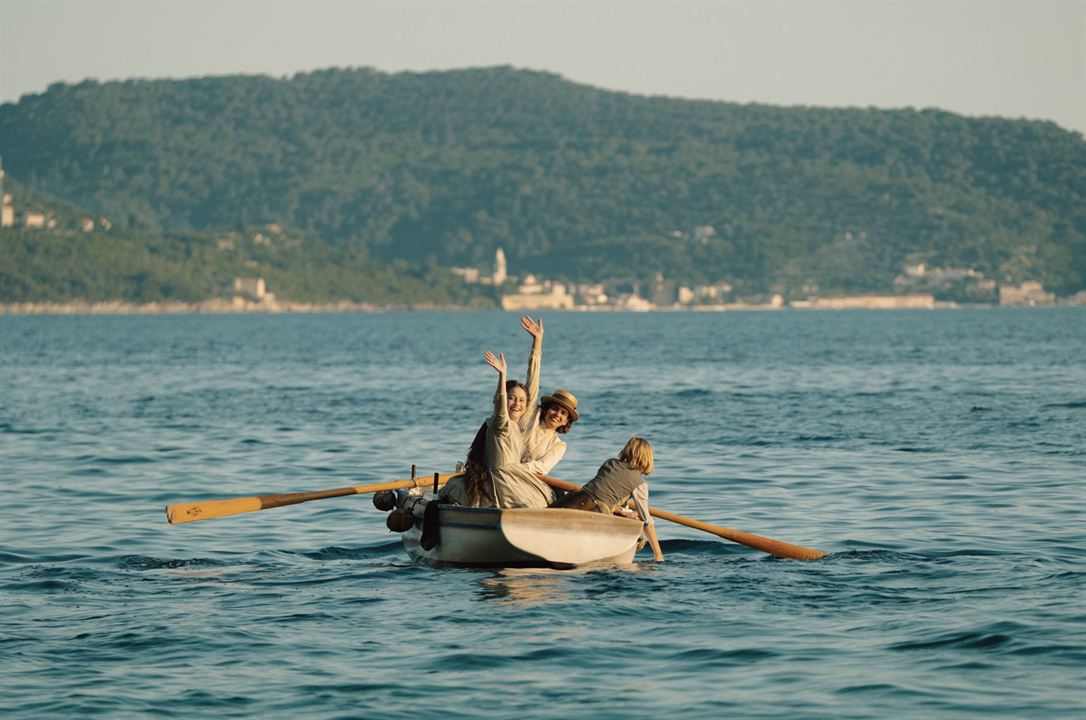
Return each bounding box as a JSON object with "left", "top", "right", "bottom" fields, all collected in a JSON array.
[{"left": 2, "top": 309, "right": 1083, "bottom": 718}]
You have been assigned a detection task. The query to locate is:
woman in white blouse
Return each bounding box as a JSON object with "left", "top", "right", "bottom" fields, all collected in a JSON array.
[{"left": 441, "top": 317, "right": 579, "bottom": 508}]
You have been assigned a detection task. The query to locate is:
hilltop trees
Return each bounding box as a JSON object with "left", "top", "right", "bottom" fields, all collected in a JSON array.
[{"left": 1, "top": 66, "right": 1083, "bottom": 298}]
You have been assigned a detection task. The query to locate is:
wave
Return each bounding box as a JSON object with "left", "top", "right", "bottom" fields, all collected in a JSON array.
[
  {"left": 656, "top": 538, "right": 746, "bottom": 556},
  {"left": 888, "top": 621, "right": 1024, "bottom": 654},
  {"left": 666, "top": 647, "right": 780, "bottom": 667},
  {"left": 0, "top": 422, "right": 48, "bottom": 434},
  {"left": 118, "top": 555, "right": 232, "bottom": 570},
  {"left": 290, "top": 542, "right": 404, "bottom": 561},
  {"left": 0, "top": 550, "right": 89, "bottom": 564},
  {"left": 1042, "top": 400, "right": 1086, "bottom": 409}
]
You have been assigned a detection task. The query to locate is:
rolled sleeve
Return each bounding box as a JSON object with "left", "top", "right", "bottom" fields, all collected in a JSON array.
[
  {"left": 519, "top": 350, "right": 542, "bottom": 433},
  {"left": 492, "top": 388, "right": 509, "bottom": 434},
  {"left": 631, "top": 483, "right": 653, "bottom": 526}
]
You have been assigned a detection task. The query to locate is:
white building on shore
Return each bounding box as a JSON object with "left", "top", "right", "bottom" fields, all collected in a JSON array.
[
  {"left": 999, "top": 282, "right": 1054, "bottom": 306},
  {"left": 233, "top": 277, "right": 267, "bottom": 301},
  {"left": 500, "top": 274, "right": 574, "bottom": 310}
]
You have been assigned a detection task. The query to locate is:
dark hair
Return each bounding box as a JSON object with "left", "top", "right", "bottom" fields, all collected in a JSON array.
[
  {"left": 541, "top": 400, "right": 575, "bottom": 434},
  {"left": 459, "top": 382, "right": 527, "bottom": 506},
  {"left": 461, "top": 422, "right": 492, "bottom": 506}
]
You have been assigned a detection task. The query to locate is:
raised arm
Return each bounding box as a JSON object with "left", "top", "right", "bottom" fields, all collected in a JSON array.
[
  {"left": 520, "top": 316, "right": 543, "bottom": 431},
  {"left": 484, "top": 351, "right": 509, "bottom": 432}
]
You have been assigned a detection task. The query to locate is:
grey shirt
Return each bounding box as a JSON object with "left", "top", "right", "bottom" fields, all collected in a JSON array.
[{"left": 582, "top": 458, "right": 654, "bottom": 524}]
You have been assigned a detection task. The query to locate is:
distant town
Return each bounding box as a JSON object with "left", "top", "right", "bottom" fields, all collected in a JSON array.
[
  {"left": 451, "top": 248, "right": 1076, "bottom": 311},
  {"left": 2, "top": 187, "right": 1081, "bottom": 313}
]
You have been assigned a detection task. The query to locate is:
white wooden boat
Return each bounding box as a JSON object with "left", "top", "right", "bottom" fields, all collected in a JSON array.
[{"left": 395, "top": 496, "right": 644, "bottom": 569}]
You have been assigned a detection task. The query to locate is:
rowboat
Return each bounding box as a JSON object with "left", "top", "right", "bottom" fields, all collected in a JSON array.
[
  {"left": 387, "top": 491, "right": 645, "bottom": 569},
  {"left": 165, "top": 471, "right": 828, "bottom": 562}
]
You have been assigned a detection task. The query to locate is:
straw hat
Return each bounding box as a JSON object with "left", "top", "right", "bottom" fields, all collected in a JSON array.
[{"left": 541, "top": 389, "right": 579, "bottom": 421}]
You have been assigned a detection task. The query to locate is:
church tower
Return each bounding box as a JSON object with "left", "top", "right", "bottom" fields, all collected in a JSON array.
[
  {"left": 493, "top": 247, "right": 507, "bottom": 286},
  {"left": 0, "top": 155, "right": 13, "bottom": 228}
]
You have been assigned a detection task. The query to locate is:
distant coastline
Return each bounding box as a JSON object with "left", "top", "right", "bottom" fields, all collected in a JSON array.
[
  {"left": 0, "top": 298, "right": 389, "bottom": 315},
  {"left": 0, "top": 299, "right": 1054, "bottom": 315},
  {"left": 4, "top": 295, "right": 1083, "bottom": 316}
]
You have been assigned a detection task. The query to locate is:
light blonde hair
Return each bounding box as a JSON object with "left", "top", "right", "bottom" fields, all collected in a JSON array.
[{"left": 619, "top": 436, "right": 654, "bottom": 475}]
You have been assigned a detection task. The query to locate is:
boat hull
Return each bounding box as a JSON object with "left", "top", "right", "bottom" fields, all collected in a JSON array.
[{"left": 401, "top": 501, "right": 643, "bottom": 569}]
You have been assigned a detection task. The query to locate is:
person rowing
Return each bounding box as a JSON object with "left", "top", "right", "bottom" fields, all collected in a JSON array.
[{"left": 550, "top": 436, "right": 664, "bottom": 562}]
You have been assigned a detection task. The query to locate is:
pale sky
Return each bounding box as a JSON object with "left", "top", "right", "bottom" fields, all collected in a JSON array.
[{"left": 1, "top": 0, "right": 1083, "bottom": 135}]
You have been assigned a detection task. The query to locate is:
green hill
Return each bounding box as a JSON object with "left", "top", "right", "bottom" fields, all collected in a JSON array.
[
  {"left": 1, "top": 66, "right": 1084, "bottom": 299},
  {"left": 0, "top": 177, "right": 484, "bottom": 305}
]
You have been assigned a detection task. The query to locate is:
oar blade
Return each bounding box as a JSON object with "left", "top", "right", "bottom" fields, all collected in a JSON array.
[
  {"left": 166, "top": 497, "right": 263, "bottom": 525},
  {"left": 538, "top": 474, "right": 828, "bottom": 561},
  {"left": 165, "top": 473, "right": 460, "bottom": 525},
  {"left": 647, "top": 507, "right": 828, "bottom": 560}
]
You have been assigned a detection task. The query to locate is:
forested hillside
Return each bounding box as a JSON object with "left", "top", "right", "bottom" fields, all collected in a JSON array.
[
  {"left": 0, "top": 179, "right": 482, "bottom": 305},
  {"left": 1, "top": 66, "right": 1083, "bottom": 296}
]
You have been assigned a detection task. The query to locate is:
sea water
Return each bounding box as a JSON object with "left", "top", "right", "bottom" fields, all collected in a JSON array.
[{"left": 1, "top": 309, "right": 1083, "bottom": 719}]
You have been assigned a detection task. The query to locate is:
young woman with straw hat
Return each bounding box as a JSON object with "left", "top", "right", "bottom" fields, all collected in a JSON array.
[{"left": 440, "top": 317, "right": 579, "bottom": 508}]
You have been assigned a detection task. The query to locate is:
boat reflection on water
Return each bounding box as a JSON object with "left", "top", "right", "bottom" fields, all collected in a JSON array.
[{"left": 475, "top": 564, "right": 648, "bottom": 606}]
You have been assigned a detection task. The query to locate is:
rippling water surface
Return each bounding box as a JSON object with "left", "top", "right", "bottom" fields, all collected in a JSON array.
[{"left": 2, "top": 309, "right": 1084, "bottom": 719}]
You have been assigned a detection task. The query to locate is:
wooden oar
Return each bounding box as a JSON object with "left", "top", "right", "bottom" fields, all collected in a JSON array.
[
  {"left": 539, "top": 475, "right": 828, "bottom": 561},
  {"left": 166, "top": 472, "right": 459, "bottom": 525}
]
